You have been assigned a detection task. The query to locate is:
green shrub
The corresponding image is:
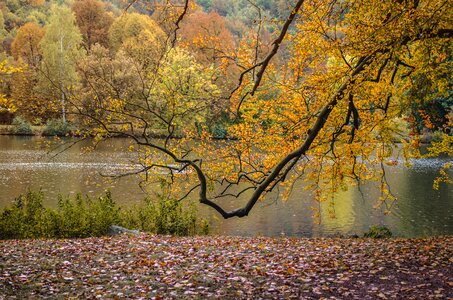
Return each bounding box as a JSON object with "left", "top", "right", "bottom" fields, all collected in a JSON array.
[
  {"left": 431, "top": 130, "right": 444, "bottom": 143},
  {"left": 119, "top": 195, "right": 203, "bottom": 236},
  {"left": 363, "top": 225, "right": 392, "bottom": 238},
  {"left": 55, "top": 191, "right": 121, "bottom": 238},
  {"left": 43, "top": 119, "right": 74, "bottom": 136},
  {"left": 211, "top": 123, "right": 228, "bottom": 139},
  {"left": 12, "top": 116, "right": 33, "bottom": 135},
  {"left": 0, "top": 190, "right": 209, "bottom": 239},
  {"left": 154, "top": 196, "right": 197, "bottom": 236},
  {"left": 0, "top": 190, "right": 50, "bottom": 238}
]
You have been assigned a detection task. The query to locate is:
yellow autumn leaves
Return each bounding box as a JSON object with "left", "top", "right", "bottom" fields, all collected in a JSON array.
[{"left": 0, "top": 61, "right": 21, "bottom": 113}]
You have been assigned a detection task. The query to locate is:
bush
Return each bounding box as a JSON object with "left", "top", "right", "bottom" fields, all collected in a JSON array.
[
  {"left": 0, "top": 190, "right": 209, "bottom": 239},
  {"left": 0, "top": 190, "right": 51, "bottom": 238},
  {"left": 363, "top": 225, "right": 392, "bottom": 238},
  {"left": 119, "top": 195, "right": 206, "bottom": 236},
  {"left": 431, "top": 130, "right": 444, "bottom": 143},
  {"left": 12, "top": 116, "right": 33, "bottom": 135},
  {"left": 54, "top": 191, "right": 121, "bottom": 238},
  {"left": 43, "top": 119, "right": 74, "bottom": 136}
]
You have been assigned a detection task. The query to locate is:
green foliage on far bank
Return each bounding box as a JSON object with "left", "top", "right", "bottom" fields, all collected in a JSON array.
[
  {"left": 0, "top": 190, "right": 209, "bottom": 239},
  {"left": 12, "top": 116, "right": 33, "bottom": 135},
  {"left": 363, "top": 225, "right": 393, "bottom": 239},
  {"left": 42, "top": 118, "right": 74, "bottom": 136}
]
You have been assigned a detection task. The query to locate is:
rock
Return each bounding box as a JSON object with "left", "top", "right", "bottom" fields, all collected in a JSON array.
[{"left": 107, "top": 225, "right": 139, "bottom": 236}]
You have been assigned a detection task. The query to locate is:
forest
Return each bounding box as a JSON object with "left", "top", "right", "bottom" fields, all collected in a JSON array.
[
  {"left": 0, "top": 0, "right": 452, "bottom": 218},
  {"left": 0, "top": 0, "right": 451, "bottom": 130},
  {"left": 0, "top": 0, "right": 291, "bottom": 128}
]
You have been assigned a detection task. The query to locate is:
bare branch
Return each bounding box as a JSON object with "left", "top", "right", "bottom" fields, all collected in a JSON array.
[
  {"left": 171, "top": 0, "right": 190, "bottom": 47},
  {"left": 232, "top": 0, "right": 306, "bottom": 114}
]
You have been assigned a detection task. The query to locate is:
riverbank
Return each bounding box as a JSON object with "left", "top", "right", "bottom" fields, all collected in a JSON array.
[
  {"left": 0, "top": 124, "right": 185, "bottom": 139},
  {"left": 0, "top": 124, "right": 446, "bottom": 143},
  {"left": 1, "top": 235, "right": 451, "bottom": 299},
  {"left": 0, "top": 125, "right": 43, "bottom": 135}
]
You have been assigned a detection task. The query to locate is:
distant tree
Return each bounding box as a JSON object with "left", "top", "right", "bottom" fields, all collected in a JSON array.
[
  {"left": 0, "top": 9, "right": 17, "bottom": 55},
  {"left": 28, "top": 0, "right": 45, "bottom": 7},
  {"left": 109, "top": 12, "right": 166, "bottom": 69},
  {"left": 109, "top": 12, "right": 165, "bottom": 51},
  {"left": 0, "top": 11, "right": 6, "bottom": 39},
  {"left": 0, "top": 11, "right": 7, "bottom": 53},
  {"left": 76, "top": 46, "right": 220, "bottom": 138},
  {"left": 179, "top": 11, "right": 235, "bottom": 66},
  {"left": 39, "top": 5, "right": 84, "bottom": 123},
  {"left": 10, "top": 68, "right": 55, "bottom": 123},
  {"left": 0, "top": 61, "right": 21, "bottom": 121},
  {"left": 210, "top": 0, "right": 229, "bottom": 17},
  {"left": 9, "top": 22, "right": 48, "bottom": 123},
  {"left": 72, "top": 0, "right": 113, "bottom": 51},
  {"left": 77, "top": 44, "right": 141, "bottom": 115},
  {"left": 197, "top": 0, "right": 212, "bottom": 12},
  {"left": 11, "top": 22, "right": 45, "bottom": 67}
]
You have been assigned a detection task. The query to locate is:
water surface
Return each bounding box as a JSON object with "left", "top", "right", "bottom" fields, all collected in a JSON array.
[{"left": 1, "top": 135, "right": 452, "bottom": 237}]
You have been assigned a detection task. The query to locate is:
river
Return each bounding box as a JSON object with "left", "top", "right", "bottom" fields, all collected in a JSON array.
[{"left": 1, "top": 135, "right": 452, "bottom": 237}]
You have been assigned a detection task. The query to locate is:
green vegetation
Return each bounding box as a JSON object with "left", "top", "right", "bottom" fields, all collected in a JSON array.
[
  {"left": 363, "top": 225, "right": 393, "bottom": 239},
  {"left": 0, "top": 190, "right": 209, "bottom": 239},
  {"left": 42, "top": 118, "right": 74, "bottom": 136},
  {"left": 11, "top": 116, "right": 33, "bottom": 135}
]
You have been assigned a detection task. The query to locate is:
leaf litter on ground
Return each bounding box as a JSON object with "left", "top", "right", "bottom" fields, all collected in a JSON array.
[{"left": 0, "top": 235, "right": 452, "bottom": 299}]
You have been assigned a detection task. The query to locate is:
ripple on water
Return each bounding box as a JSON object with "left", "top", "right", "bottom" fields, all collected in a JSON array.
[
  {"left": 409, "top": 158, "right": 453, "bottom": 172},
  {"left": 0, "top": 162, "right": 140, "bottom": 172}
]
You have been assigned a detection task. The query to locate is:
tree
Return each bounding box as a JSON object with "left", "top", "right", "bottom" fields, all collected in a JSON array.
[
  {"left": 28, "top": 0, "right": 45, "bottom": 7},
  {"left": 10, "top": 22, "right": 48, "bottom": 123},
  {"left": 11, "top": 22, "right": 45, "bottom": 67},
  {"left": 109, "top": 12, "right": 166, "bottom": 70},
  {"left": 39, "top": 5, "right": 84, "bottom": 123},
  {"left": 10, "top": 66, "right": 56, "bottom": 123},
  {"left": 179, "top": 10, "right": 235, "bottom": 66},
  {"left": 0, "top": 11, "right": 7, "bottom": 54},
  {"left": 73, "top": 0, "right": 452, "bottom": 219},
  {"left": 0, "top": 60, "right": 21, "bottom": 119},
  {"left": 109, "top": 12, "right": 165, "bottom": 52},
  {"left": 0, "top": 11, "right": 6, "bottom": 42},
  {"left": 76, "top": 45, "right": 220, "bottom": 138},
  {"left": 76, "top": 44, "right": 142, "bottom": 117},
  {"left": 402, "top": 42, "right": 453, "bottom": 135},
  {"left": 72, "top": 0, "right": 113, "bottom": 51}
]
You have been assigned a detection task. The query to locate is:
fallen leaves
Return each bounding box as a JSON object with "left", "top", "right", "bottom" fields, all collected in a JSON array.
[{"left": 0, "top": 235, "right": 451, "bottom": 299}]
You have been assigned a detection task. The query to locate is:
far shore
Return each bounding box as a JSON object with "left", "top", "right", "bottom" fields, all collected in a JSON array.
[{"left": 0, "top": 124, "right": 444, "bottom": 143}]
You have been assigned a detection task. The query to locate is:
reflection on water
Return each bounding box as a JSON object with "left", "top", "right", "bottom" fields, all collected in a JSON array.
[{"left": 1, "top": 135, "right": 452, "bottom": 237}]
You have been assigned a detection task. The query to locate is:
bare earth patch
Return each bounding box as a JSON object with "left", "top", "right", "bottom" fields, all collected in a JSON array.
[{"left": 1, "top": 235, "right": 452, "bottom": 299}]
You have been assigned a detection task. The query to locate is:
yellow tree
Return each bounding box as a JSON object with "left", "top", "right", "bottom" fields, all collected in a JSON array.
[
  {"left": 0, "top": 61, "right": 21, "bottom": 116},
  {"left": 76, "top": 0, "right": 452, "bottom": 219},
  {"left": 108, "top": 12, "right": 168, "bottom": 76}
]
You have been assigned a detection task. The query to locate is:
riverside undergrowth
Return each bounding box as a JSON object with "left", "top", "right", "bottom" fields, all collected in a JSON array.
[{"left": 0, "top": 190, "right": 209, "bottom": 239}]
